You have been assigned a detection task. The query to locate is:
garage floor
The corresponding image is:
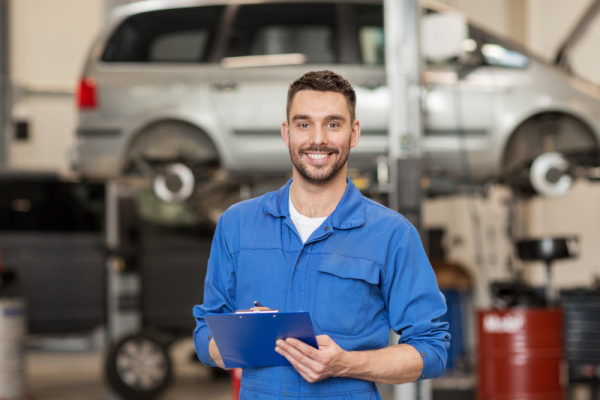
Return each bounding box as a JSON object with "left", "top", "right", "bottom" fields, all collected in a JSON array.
[{"left": 26, "top": 339, "right": 231, "bottom": 400}]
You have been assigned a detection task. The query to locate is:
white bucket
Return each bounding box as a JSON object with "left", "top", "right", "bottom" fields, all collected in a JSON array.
[{"left": 0, "top": 299, "right": 26, "bottom": 400}]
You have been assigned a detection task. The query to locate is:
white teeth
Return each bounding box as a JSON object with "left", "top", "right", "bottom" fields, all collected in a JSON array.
[{"left": 308, "top": 153, "right": 328, "bottom": 160}]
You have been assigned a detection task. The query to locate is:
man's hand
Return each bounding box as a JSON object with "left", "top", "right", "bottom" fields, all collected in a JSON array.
[
  {"left": 275, "top": 335, "right": 347, "bottom": 383},
  {"left": 276, "top": 336, "right": 424, "bottom": 385}
]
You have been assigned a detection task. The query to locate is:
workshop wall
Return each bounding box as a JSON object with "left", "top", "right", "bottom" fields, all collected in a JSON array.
[
  {"left": 9, "top": 0, "right": 103, "bottom": 171},
  {"left": 423, "top": 186, "right": 515, "bottom": 308},
  {"left": 524, "top": 181, "right": 600, "bottom": 289}
]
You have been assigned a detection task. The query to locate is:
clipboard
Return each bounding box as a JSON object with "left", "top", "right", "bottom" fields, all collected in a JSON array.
[{"left": 204, "top": 311, "right": 318, "bottom": 368}]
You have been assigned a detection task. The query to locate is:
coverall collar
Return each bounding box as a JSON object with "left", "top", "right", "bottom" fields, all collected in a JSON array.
[{"left": 263, "top": 177, "right": 366, "bottom": 230}]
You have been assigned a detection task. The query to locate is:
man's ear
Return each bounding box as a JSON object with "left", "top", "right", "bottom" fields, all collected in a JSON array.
[
  {"left": 281, "top": 121, "right": 291, "bottom": 149},
  {"left": 350, "top": 119, "right": 361, "bottom": 149}
]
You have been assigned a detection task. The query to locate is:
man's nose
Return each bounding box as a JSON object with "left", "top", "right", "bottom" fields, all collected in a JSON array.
[{"left": 310, "top": 125, "right": 328, "bottom": 145}]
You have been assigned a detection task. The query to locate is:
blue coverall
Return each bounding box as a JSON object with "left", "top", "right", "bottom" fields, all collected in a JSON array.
[{"left": 194, "top": 178, "right": 450, "bottom": 399}]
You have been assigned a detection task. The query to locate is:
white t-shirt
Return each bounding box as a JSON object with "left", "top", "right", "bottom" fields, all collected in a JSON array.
[{"left": 289, "top": 195, "right": 328, "bottom": 243}]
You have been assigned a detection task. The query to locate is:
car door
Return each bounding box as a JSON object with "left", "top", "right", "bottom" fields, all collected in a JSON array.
[
  {"left": 209, "top": 2, "right": 351, "bottom": 174},
  {"left": 421, "top": 23, "right": 501, "bottom": 181},
  {"left": 344, "top": 5, "right": 498, "bottom": 181},
  {"left": 96, "top": 6, "right": 225, "bottom": 129}
]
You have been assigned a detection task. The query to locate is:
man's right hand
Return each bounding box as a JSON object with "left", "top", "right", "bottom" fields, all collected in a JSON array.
[{"left": 249, "top": 306, "right": 271, "bottom": 311}]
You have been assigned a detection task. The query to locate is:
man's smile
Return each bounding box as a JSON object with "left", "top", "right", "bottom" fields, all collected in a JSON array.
[{"left": 305, "top": 152, "right": 333, "bottom": 163}]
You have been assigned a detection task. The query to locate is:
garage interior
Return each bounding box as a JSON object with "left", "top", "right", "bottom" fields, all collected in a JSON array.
[{"left": 2, "top": 0, "right": 600, "bottom": 399}]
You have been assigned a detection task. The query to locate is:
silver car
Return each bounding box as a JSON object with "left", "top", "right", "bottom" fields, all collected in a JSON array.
[{"left": 73, "top": 0, "right": 600, "bottom": 200}]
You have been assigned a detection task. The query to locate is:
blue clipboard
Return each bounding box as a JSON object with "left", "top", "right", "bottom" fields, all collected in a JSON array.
[{"left": 204, "top": 311, "right": 318, "bottom": 368}]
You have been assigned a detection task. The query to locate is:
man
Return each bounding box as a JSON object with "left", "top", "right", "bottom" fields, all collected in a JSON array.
[{"left": 194, "top": 70, "right": 449, "bottom": 399}]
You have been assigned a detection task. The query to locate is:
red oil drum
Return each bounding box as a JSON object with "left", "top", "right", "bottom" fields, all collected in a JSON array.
[
  {"left": 229, "top": 368, "right": 242, "bottom": 400},
  {"left": 477, "top": 308, "right": 564, "bottom": 400}
]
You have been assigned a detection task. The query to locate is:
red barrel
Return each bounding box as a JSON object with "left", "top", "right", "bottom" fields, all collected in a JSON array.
[
  {"left": 477, "top": 308, "right": 564, "bottom": 400},
  {"left": 229, "top": 368, "right": 242, "bottom": 400}
]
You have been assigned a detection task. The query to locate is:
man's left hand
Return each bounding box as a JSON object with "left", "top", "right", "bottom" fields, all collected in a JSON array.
[{"left": 275, "top": 335, "right": 347, "bottom": 383}]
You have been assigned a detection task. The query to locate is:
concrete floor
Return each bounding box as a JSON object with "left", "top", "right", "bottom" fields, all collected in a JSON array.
[{"left": 26, "top": 338, "right": 231, "bottom": 400}]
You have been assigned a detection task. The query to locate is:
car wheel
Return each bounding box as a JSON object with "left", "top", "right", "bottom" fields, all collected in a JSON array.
[
  {"left": 105, "top": 333, "right": 172, "bottom": 400},
  {"left": 529, "top": 152, "right": 573, "bottom": 197},
  {"left": 502, "top": 113, "right": 600, "bottom": 197},
  {"left": 152, "top": 162, "right": 195, "bottom": 203}
]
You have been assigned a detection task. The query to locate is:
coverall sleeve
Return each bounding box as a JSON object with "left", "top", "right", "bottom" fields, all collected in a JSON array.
[
  {"left": 384, "top": 224, "right": 450, "bottom": 380},
  {"left": 193, "top": 210, "right": 238, "bottom": 367}
]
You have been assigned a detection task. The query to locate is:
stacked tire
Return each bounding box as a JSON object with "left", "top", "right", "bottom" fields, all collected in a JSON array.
[{"left": 0, "top": 299, "right": 26, "bottom": 399}]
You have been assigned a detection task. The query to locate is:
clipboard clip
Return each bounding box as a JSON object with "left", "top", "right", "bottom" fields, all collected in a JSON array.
[
  {"left": 235, "top": 301, "right": 279, "bottom": 313},
  {"left": 235, "top": 309, "right": 279, "bottom": 314}
]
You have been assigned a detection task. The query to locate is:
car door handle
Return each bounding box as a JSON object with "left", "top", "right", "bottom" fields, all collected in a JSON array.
[{"left": 213, "top": 80, "right": 237, "bottom": 91}]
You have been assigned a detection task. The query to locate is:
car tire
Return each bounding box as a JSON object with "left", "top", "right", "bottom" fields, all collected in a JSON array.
[{"left": 105, "top": 333, "right": 172, "bottom": 400}]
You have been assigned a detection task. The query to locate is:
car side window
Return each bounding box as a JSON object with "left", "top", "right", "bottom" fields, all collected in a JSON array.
[
  {"left": 101, "top": 6, "right": 225, "bottom": 63},
  {"left": 223, "top": 3, "right": 339, "bottom": 65},
  {"left": 422, "top": 10, "right": 528, "bottom": 69},
  {"left": 356, "top": 5, "right": 385, "bottom": 65},
  {"left": 473, "top": 26, "right": 529, "bottom": 69}
]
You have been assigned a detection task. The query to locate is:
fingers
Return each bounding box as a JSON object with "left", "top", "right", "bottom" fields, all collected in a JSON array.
[
  {"left": 282, "top": 338, "right": 321, "bottom": 360},
  {"left": 275, "top": 344, "right": 324, "bottom": 383},
  {"left": 276, "top": 339, "right": 323, "bottom": 369}
]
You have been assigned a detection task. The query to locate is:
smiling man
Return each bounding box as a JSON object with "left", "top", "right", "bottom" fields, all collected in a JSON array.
[{"left": 193, "top": 70, "right": 450, "bottom": 399}]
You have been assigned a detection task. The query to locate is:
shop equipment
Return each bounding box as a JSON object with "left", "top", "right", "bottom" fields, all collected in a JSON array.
[
  {"left": 103, "top": 182, "right": 212, "bottom": 400},
  {"left": 561, "top": 287, "right": 600, "bottom": 399},
  {"left": 0, "top": 298, "right": 27, "bottom": 400},
  {"left": 478, "top": 236, "right": 578, "bottom": 400}
]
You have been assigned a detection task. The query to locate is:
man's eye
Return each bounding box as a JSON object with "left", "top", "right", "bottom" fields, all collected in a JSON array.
[
  {"left": 327, "top": 123, "right": 339, "bottom": 128},
  {"left": 298, "top": 123, "right": 310, "bottom": 128}
]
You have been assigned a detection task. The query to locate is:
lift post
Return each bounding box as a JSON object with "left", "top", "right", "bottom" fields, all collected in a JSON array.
[
  {"left": 105, "top": 181, "right": 142, "bottom": 345},
  {"left": 384, "top": 0, "right": 429, "bottom": 398}
]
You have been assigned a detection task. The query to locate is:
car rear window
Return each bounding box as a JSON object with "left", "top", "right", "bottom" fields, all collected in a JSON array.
[{"left": 101, "top": 6, "right": 225, "bottom": 63}]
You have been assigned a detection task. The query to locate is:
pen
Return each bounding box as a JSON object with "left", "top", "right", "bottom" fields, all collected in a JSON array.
[{"left": 254, "top": 301, "right": 265, "bottom": 307}]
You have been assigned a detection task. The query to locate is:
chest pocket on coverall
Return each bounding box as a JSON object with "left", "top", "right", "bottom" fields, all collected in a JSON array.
[{"left": 315, "top": 254, "right": 380, "bottom": 336}]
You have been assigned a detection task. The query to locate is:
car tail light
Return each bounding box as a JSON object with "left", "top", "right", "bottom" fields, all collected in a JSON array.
[{"left": 77, "top": 77, "right": 97, "bottom": 109}]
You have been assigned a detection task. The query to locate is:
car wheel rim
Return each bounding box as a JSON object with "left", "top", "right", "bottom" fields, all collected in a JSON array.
[
  {"left": 116, "top": 338, "right": 168, "bottom": 391},
  {"left": 153, "top": 163, "right": 195, "bottom": 203},
  {"left": 530, "top": 152, "right": 573, "bottom": 197}
]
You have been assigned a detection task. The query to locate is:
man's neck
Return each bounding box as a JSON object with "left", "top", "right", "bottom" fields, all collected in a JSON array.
[{"left": 289, "top": 168, "right": 347, "bottom": 218}]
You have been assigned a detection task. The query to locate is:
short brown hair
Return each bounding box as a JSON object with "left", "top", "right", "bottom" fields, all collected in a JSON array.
[{"left": 286, "top": 70, "right": 357, "bottom": 122}]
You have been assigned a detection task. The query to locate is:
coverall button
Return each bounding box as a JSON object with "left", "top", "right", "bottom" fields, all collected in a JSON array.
[
  {"left": 421, "top": 352, "right": 426, "bottom": 357},
  {"left": 422, "top": 374, "right": 426, "bottom": 378},
  {"left": 324, "top": 227, "right": 329, "bottom": 231},
  {"left": 208, "top": 335, "right": 212, "bottom": 340}
]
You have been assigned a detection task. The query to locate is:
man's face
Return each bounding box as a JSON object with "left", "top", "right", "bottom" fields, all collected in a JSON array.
[{"left": 282, "top": 90, "right": 360, "bottom": 185}]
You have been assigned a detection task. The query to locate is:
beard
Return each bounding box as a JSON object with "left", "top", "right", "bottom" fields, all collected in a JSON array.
[{"left": 289, "top": 139, "right": 351, "bottom": 185}]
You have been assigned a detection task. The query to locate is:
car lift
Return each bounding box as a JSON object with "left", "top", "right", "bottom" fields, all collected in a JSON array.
[
  {"left": 105, "top": 181, "right": 142, "bottom": 345},
  {"left": 385, "top": 0, "right": 430, "bottom": 399}
]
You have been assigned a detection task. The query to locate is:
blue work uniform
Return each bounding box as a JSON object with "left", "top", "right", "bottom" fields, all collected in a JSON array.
[{"left": 194, "top": 178, "right": 450, "bottom": 399}]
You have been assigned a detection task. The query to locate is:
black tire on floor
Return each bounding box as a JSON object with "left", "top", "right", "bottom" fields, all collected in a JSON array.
[{"left": 105, "top": 333, "right": 172, "bottom": 400}]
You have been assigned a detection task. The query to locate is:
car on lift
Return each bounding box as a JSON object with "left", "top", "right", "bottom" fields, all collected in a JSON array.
[{"left": 72, "top": 0, "right": 600, "bottom": 202}]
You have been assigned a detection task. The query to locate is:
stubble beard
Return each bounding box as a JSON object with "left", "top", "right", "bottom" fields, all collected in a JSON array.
[{"left": 289, "top": 139, "right": 351, "bottom": 185}]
